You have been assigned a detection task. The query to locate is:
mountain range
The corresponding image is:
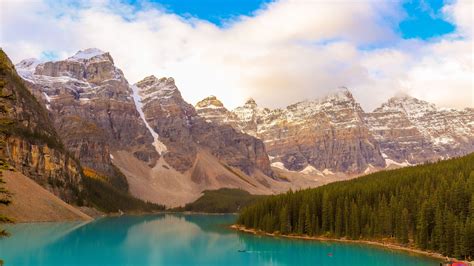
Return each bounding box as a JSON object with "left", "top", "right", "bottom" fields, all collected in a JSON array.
[
  {"left": 3, "top": 48, "right": 474, "bottom": 209},
  {"left": 196, "top": 89, "right": 474, "bottom": 174}
]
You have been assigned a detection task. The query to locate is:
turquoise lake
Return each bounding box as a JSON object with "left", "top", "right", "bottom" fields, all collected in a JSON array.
[{"left": 0, "top": 214, "right": 440, "bottom": 266}]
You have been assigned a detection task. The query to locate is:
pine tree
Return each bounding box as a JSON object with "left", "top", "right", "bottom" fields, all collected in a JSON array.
[
  {"left": 297, "top": 205, "right": 305, "bottom": 234},
  {"left": 350, "top": 201, "right": 360, "bottom": 239},
  {"left": 313, "top": 215, "right": 320, "bottom": 236},
  {"left": 279, "top": 206, "right": 289, "bottom": 234},
  {"left": 321, "top": 192, "right": 330, "bottom": 233},
  {"left": 335, "top": 203, "right": 343, "bottom": 237},
  {"left": 416, "top": 203, "right": 429, "bottom": 249},
  {"left": 399, "top": 208, "right": 409, "bottom": 244},
  {"left": 304, "top": 205, "right": 312, "bottom": 235}
]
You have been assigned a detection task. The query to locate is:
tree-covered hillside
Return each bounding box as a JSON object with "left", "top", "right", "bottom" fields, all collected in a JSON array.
[
  {"left": 0, "top": 169, "right": 11, "bottom": 237},
  {"left": 238, "top": 153, "right": 474, "bottom": 260},
  {"left": 178, "top": 188, "right": 265, "bottom": 213}
]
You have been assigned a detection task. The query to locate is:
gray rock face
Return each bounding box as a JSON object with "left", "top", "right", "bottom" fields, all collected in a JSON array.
[
  {"left": 196, "top": 89, "right": 474, "bottom": 174},
  {"left": 365, "top": 95, "right": 474, "bottom": 164},
  {"left": 135, "top": 76, "right": 274, "bottom": 177},
  {"left": 16, "top": 49, "right": 158, "bottom": 183},
  {"left": 197, "top": 88, "right": 386, "bottom": 174}
]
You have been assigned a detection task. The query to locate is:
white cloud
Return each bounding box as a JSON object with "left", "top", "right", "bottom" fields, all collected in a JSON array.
[{"left": 0, "top": 0, "right": 472, "bottom": 110}]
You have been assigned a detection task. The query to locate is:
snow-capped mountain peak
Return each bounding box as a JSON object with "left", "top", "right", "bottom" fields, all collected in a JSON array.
[
  {"left": 16, "top": 58, "right": 41, "bottom": 69},
  {"left": 15, "top": 58, "right": 42, "bottom": 79},
  {"left": 381, "top": 95, "right": 437, "bottom": 118},
  {"left": 68, "top": 48, "right": 107, "bottom": 61},
  {"left": 134, "top": 75, "right": 182, "bottom": 106}
]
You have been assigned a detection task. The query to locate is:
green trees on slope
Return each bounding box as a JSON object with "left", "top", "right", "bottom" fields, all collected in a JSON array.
[
  {"left": 179, "top": 188, "right": 265, "bottom": 213},
  {"left": 237, "top": 153, "right": 474, "bottom": 260},
  {"left": 0, "top": 169, "right": 12, "bottom": 237}
]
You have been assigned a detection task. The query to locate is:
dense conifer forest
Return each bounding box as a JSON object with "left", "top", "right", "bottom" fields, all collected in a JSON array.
[
  {"left": 238, "top": 153, "right": 474, "bottom": 260},
  {"left": 178, "top": 188, "right": 265, "bottom": 213}
]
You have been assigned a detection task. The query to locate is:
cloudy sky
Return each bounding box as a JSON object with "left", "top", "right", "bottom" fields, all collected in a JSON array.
[{"left": 0, "top": 0, "right": 472, "bottom": 110}]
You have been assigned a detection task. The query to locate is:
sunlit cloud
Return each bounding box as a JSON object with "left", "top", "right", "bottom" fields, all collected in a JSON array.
[{"left": 0, "top": 0, "right": 472, "bottom": 110}]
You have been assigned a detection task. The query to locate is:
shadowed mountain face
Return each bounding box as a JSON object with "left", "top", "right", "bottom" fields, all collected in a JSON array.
[
  {"left": 196, "top": 90, "right": 474, "bottom": 175},
  {"left": 0, "top": 49, "right": 83, "bottom": 203}
]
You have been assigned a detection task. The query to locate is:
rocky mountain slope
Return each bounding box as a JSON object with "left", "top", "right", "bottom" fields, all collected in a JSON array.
[
  {"left": 112, "top": 75, "right": 322, "bottom": 207},
  {"left": 0, "top": 49, "right": 83, "bottom": 203},
  {"left": 133, "top": 75, "right": 272, "bottom": 176},
  {"left": 197, "top": 88, "right": 386, "bottom": 175},
  {"left": 16, "top": 48, "right": 159, "bottom": 191},
  {"left": 15, "top": 49, "right": 321, "bottom": 207},
  {"left": 2, "top": 48, "right": 165, "bottom": 217},
  {"left": 196, "top": 89, "right": 474, "bottom": 175},
  {"left": 365, "top": 95, "right": 474, "bottom": 165}
]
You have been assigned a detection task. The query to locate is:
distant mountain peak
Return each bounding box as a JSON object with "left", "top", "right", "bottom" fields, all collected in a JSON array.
[
  {"left": 196, "top": 95, "right": 225, "bottom": 109},
  {"left": 16, "top": 57, "right": 41, "bottom": 67},
  {"left": 382, "top": 94, "right": 437, "bottom": 117},
  {"left": 68, "top": 48, "right": 107, "bottom": 61},
  {"left": 140, "top": 75, "right": 159, "bottom": 83},
  {"left": 15, "top": 58, "right": 42, "bottom": 79},
  {"left": 136, "top": 76, "right": 175, "bottom": 88},
  {"left": 324, "top": 86, "right": 354, "bottom": 102},
  {"left": 135, "top": 75, "right": 182, "bottom": 104},
  {"left": 244, "top": 98, "right": 257, "bottom": 107}
]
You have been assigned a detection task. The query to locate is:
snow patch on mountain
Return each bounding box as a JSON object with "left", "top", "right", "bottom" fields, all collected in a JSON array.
[
  {"left": 137, "top": 76, "right": 178, "bottom": 103},
  {"left": 385, "top": 158, "right": 411, "bottom": 167},
  {"left": 300, "top": 165, "right": 324, "bottom": 176},
  {"left": 322, "top": 169, "right": 335, "bottom": 175},
  {"left": 68, "top": 48, "right": 106, "bottom": 61},
  {"left": 131, "top": 84, "right": 168, "bottom": 155},
  {"left": 15, "top": 58, "right": 42, "bottom": 80},
  {"left": 271, "top": 162, "right": 287, "bottom": 170}
]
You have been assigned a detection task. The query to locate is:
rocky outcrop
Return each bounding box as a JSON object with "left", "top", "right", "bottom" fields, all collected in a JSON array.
[
  {"left": 365, "top": 95, "right": 474, "bottom": 164},
  {"left": 16, "top": 49, "right": 158, "bottom": 189},
  {"left": 197, "top": 88, "right": 386, "bottom": 174},
  {"left": 0, "top": 49, "right": 83, "bottom": 203},
  {"left": 134, "top": 76, "right": 273, "bottom": 177},
  {"left": 195, "top": 96, "right": 235, "bottom": 125}
]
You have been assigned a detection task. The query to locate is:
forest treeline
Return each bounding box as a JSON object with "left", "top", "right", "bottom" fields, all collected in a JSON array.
[{"left": 237, "top": 153, "right": 474, "bottom": 260}]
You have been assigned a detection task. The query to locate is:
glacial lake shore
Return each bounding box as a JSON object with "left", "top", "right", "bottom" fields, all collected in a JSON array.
[{"left": 230, "top": 224, "right": 467, "bottom": 264}]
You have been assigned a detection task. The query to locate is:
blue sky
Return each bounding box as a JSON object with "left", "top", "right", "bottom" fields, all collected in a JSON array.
[
  {"left": 123, "top": 0, "right": 274, "bottom": 24},
  {"left": 399, "top": 0, "right": 455, "bottom": 38},
  {"left": 124, "top": 0, "right": 456, "bottom": 40}
]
